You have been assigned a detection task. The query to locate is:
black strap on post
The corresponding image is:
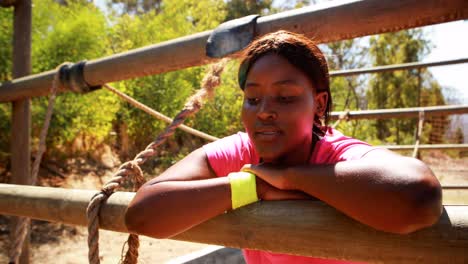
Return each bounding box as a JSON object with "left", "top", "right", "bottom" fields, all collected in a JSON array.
[
  {"left": 206, "top": 14, "right": 260, "bottom": 58},
  {"left": 58, "top": 61, "right": 101, "bottom": 93}
]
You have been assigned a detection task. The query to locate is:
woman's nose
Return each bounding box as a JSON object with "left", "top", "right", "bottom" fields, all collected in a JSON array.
[{"left": 257, "top": 97, "right": 277, "bottom": 121}]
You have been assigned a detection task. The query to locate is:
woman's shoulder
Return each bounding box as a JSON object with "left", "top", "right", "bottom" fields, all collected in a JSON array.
[
  {"left": 203, "top": 131, "right": 253, "bottom": 155},
  {"left": 202, "top": 132, "right": 258, "bottom": 177},
  {"left": 311, "top": 127, "right": 379, "bottom": 163}
]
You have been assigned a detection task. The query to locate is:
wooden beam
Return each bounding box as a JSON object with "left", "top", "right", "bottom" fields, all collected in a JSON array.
[
  {"left": 0, "top": 184, "right": 467, "bottom": 263},
  {"left": 330, "top": 57, "right": 468, "bottom": 77},
  {"left": 0, "top": 0, "right": 467, "bottom": 102},
  {"left": 442, "top": 187, "right": 468, "bottom": 205}
]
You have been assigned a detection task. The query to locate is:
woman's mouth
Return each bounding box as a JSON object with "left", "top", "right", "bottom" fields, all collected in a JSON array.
[{"left": 255, "top": 130, "right": 282, "bottom": 140}]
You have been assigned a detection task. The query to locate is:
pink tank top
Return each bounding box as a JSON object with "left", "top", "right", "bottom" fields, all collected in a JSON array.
[{"left": 203, "top": 128, "right": 376, "bottom": 264}]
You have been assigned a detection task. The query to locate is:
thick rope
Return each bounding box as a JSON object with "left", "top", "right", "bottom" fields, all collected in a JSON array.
[
  {"left": 102, "top": 84, "right": 218, "bottom": 142},
  {"left": 332, "top": 109, "right": 350, "bottom": 129},
  {"left": 86, "top": 59, "right": 228, "bottom": 264},
  {"left": 412, "top": 110, "right": 425, "bottom": 158},
  {"left": 8, "top": 63, "right": 63, "bottom": 264}
]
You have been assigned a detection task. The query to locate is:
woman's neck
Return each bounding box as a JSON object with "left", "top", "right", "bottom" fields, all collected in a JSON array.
[{"left": 264, "top": 134, "right": 314, "bottom": 166}]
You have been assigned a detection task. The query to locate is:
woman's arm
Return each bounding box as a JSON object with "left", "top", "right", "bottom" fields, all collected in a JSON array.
[
  {"left": 125, "top": 148, "right": 232, "bottom": 239},
  {"left": 243, "top": 149, "right": 443, "bottom": 234},
  {"left": 125, "top": 148, "right": 311, "bottom": 239}
]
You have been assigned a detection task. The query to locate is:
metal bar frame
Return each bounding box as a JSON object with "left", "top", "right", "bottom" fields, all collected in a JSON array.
[
  {"left": 330, "top": 58, "right": 468, "bottom": 77},
  {"left": 330, "top": 105, "right": 468, "bottom": 120},
  {"left": 383, "top": 144, "right": 468, "bottom": 151}
]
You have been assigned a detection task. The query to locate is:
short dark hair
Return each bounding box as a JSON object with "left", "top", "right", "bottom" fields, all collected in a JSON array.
[{"left": 238, "top": 30, "right": 332, "bottom": 126}]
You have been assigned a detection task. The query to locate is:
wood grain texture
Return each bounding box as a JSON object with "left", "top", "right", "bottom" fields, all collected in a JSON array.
[{"left": 0, "top": 184, "right": 466, "bottom": 263}]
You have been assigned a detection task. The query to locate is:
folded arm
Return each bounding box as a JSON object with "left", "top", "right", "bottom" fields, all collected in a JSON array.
[
  {"left": 124, "top": 148, "right": 309, "bottom": 239},
  {"left": 244, "top": 149, "right": 443, "bottom": 234}
]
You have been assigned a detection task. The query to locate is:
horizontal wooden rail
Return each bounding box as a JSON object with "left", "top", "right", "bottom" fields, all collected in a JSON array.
[
  {"left": 0, "top": 0, "right": 467, "bottom": 102},
  {"left": 0, "top": 184, "right": 467, "bottom": 263},
  {"left": 440, "top": 187, "right": 468, "bottom": 206},
  {"left": 383, "top": 144, "right": 468, "bottom": 151},
  {"left": 330, "top": 105, "right": 468, "bottom": 120},
  {"left": 443, "top": 185, "right": 468, "bottom": 189},
  {"left": 330, "top": 57, "right": 468, "bottom": 77}
]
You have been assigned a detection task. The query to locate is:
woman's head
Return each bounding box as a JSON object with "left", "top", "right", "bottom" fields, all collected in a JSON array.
[
  {"left": 238, "top": 30, "right": 332, "bottom": 163},
  {"left": 239, "top": 30, "right": 332, "bottom": 124}
]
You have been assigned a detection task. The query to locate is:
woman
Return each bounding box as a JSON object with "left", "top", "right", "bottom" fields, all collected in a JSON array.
[{"left": 125, "top": 31, "right": 442, "bottom": 263}]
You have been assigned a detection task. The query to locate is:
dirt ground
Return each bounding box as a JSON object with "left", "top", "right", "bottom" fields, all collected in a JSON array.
[{"left": 0, "top": 151, "right": 467, "bottom": 263}]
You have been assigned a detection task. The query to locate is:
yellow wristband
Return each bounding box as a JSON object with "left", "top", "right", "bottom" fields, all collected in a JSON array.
[{"left": 228, "top": 171, "right": 259, "bottom": 209}]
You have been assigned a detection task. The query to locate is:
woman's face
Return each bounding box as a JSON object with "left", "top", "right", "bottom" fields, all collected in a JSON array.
[{"left": 241, "top": 53, "right": 327, "bottom": 164}]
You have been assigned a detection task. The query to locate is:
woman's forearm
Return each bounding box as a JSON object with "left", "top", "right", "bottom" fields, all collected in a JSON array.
[
  {"left": 286, "top": 156, "right": 443, "bottom": 234},
  {"left": 125, "top": 177, "right": 232, "bottom": 239}
]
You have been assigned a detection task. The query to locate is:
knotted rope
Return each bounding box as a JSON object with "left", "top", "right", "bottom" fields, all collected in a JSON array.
[
  {"left": 9, "top": 63, "right": 64, "bottom": 264},
  {"left": 86, "top": 59, "right": 228, "bottom": 264},
  {"left": 332, "top": 109, "right": 350, "bottom": 129}
]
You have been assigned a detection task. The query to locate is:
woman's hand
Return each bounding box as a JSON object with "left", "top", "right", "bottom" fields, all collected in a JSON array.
[
  {"left": 255, "top": 176, "right": 312, "bottom": 200},
  {"left": 240, "top": 163, "right": 312, "bottom": 201},
  {"left": 242, "top": 163, "right": 292, "bottom": 190}
]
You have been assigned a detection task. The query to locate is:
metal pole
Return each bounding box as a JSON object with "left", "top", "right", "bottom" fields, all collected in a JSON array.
[
  {"left": 9, "top": 0, "right": 32, "bottom": 263},
  {"left": 330, "top": 105, "right": 468, "bottom": 120},
  {"left": 382, "top": 144, "right": 468, "bottom": 151},
  {"left": 0, "top": 184, "right": 466, "bottom": 263},
  {"left": 330, "top": 58, "right": 468, "bottom": 77},
  {"left": 0, "top": 0, "right": 467, "bottom": 102}
]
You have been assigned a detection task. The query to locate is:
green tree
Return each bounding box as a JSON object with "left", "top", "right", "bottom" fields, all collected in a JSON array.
[
  {"left": 367, "top": 29, "right": 440, "bottom": 144},
  {"left": 224, "top": 0, "right": 273, "bottom": 21},
  {"left": 107, "top": 0, "right": 229, "bottom": 162},
  {"left": 323, "top": 39, "right": 380, "bottom": 142},
  {"left": 454, "top": 126, "right": 464, "bottom": 144},
  {"left": 108, "top": 0, "right": 163, "bottom": 15},
  {"left": 0, "top": 7, "right": 13, "bottom": 81},
  {"left": 0, "top": 7, "right": 13, "bottom": 156},
  {"left": 26, "top": 0, "right": 121, "bottom": 156}
]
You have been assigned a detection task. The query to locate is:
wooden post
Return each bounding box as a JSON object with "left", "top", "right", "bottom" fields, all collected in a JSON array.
[{"left": 10, "top": 0, "right": 32, "bottom": 263}]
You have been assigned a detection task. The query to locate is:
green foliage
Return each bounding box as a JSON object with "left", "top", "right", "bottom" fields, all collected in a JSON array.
[
  {"left": 105, "top": 0, "right": 228, "bottom": 158},
  {"left": 0, "top": 7, "right": 13, "bottom": 153},
  {"left": 0, "top": 0, "right": 452, "bottom": 168},
  {"left": 0, "top": 7, "right": 13, "bottom": 81},
  {"left": 366, "top": 29, "right": 446, "bottom": 145},
  {"left": 224, "top": 0, "right": 273, "bottom": 21},
  {"left": 108, "top": 0, "right": 163, "bottom": 15},
  {"left": 32, "top": 0, "right": 109, "bottom": 72},
  {"left": 26, "top": 0, "right": 118, "bottom": 155},
  {"left": 454, "top": 127, "right": 464, "bottom": 144},
  {"left": 192, "top": 60, "right": 244, "bottom": 138},
  {"left": 323, "top": 39, "right": 381, "bottom": 143}
]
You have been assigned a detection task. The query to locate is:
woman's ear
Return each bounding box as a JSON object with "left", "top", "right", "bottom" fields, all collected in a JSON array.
[{"left": 315, "top": 91, "right": 328, "bottom": 117}]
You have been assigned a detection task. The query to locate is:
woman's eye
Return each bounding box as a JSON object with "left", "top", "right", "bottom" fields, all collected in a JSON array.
[
  {"left": 247, "top": 97, "right": 259, "bottom": 105},
  {"left": 278, "top": 96, "right": 296, "bottom": 103}
]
